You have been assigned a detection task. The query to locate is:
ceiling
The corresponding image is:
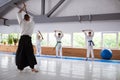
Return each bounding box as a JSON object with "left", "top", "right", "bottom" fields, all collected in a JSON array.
[{"left": 0, "top": 0, "right": 120, "bottom": 25}]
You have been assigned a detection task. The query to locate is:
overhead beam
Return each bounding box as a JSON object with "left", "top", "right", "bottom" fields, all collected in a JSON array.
[
  {"left": 13, "top": 3, "right": 35, "bottom": 16},
  {"left": 0, "top": 0, "right": 21, "bottom": 16},
  {"left": 34, "top": 13, "right": 120, "bottom": 23},
  {"left": 0, "top": 17, "right": 9, "bottom": 26},
  {"left": 41, "top": 0, "right": 45, "bottom": 15},
  {"left": 0, "top": 0, "right": 12, "bottom": 7},
  {"left": 0, "top": 6, "right": 13, "bottom": 17},
  {"left": 0, "top": 0, "right": 28, "bottom": 17},
  {"left": 0, "top": 0, "right": 28, "bottom": 25},
  {"left": 34, "top": 15, "right": 78, "bottom": 23},
  {"left": 1, "top": 13, "right": 120, "bottom": 25},
  {"left": 92, "top": 13, "right": 120, "bottom": 21},
  {"left": 46, "top": 0, "right": 65, "bottom": 17}
]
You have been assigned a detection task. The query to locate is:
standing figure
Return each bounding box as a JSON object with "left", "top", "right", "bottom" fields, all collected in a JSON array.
[
  {"left": 82, "top": 29, "right": 95, "bottom": 61},
  {"left": 36, "top": 30, "right": 43, "bottom": 56},
  {"left": 15, "top": 3, "right": 38, "bottom": 72},
  {"left": 54, "top": 30, "right": 64, "bottom": 58}
]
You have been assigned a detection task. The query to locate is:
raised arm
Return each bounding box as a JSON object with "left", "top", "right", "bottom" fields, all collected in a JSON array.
[
  {"left": 91, "top": 30, "right": 94, "bottom": 37},
  {"left": 23, "top": 2, "right": 27, "bottom": 13},
  {"left": 82, "top": 30, "right": 87, "bottom": 36},
  {"left": 59, "top": 30, "right": 63, "bottom": 38},
  {"left": 87, "top": 29, "right": 94, "bottom": 36},
  {"left": 82, "top": 29, "right": 94, "bottom": 36},
  {"left": 54, "top": 30, "right": 57, "bottom": 37},
  {"left": 17, "top": 3, "right": 26, "bottom": 24},
  {"left": 38, "top": 30, "right": 44, "bottom": 39}
]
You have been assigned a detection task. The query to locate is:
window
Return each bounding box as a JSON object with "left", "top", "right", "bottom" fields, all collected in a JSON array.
[
  {"left": 1, "top": 34, "right": 8, "bottom": 44},
  {"left": 0, "top": 32, "right": 120, "bottom": 49},
  {"left": 118, "top": 32, "right": 120, "bottom": 49},
  {"left": 48, "top": 33, "right": 71, "bottom": 47},
  {"left": 32, "top": 33, "right": 48, "bottom": 46},
  {"left": 62, "top": 33, "right": 71, "bottom": 47},
  {"left": 73, "top": 33, "right": 85, "bottom": 48},
  {"left": 102, "top": 33, "right": 117, "bottom": 49},
  {"left": 93, "top": 32, "right": 102, "bottom": 48},
  {"left": 32, "top": 33, "right": 36, "bottom": 45},
  {"left": 41, "top": 33, "right": 47, "bottom": 46},
  {"left": 0, "top": 33, "right": 2, "bottom": 44},
  {"left": 10, "top": 33, "right": 19, "bottom": 38},
  {"left": 48, "top": 33, "right": 56, "bottom": 46}
]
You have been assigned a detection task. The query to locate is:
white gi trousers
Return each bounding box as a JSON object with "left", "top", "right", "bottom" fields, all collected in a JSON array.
[
  {"left": 36, "top": 42, "right": 41, "bottom": 55},
  {"left": 87, "top": 45, "right": 94, "bottom": 59},
  {"left": 56, "top": 43, "right": 62, "bottom": 57}
]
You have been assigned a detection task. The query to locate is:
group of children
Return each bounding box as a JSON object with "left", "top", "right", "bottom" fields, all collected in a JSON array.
[
  {"left": 36, "top": 29, "right": 95, "bottom": 61},
  {"left": 36, "top": 30, "right": 64, "bottom": 58}
]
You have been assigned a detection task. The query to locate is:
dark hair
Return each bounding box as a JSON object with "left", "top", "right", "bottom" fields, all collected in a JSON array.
[
  {"left": 88, "top": 32, "right": 91, "bottom": 34},
  {"left": 24, "top": 14, "right": 30, "bottom": 20},
  {"left": 58, "top": 33, "right": 61, "bottom": 36}
]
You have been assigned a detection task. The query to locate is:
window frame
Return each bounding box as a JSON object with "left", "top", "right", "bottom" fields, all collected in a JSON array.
[{"left": 102, "top": 32, "right": 118, "bottom": 49}]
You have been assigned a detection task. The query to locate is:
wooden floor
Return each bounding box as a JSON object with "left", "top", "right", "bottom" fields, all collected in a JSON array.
[{"left": 0, "top": 53, "right": 120, "bottom": 80}]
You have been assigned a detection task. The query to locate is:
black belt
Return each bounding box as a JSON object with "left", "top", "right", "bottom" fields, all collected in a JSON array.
[
  {"left": 88, "top": 40, "right": 94, "bottom": 46},
  {"left": 55, "top": 41, "right": 61, "bottom": 48}
]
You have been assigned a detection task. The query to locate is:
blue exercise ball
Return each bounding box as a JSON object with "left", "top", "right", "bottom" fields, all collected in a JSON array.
[{"left": 100, "top": 49, "right": 112, "bottom": 60}]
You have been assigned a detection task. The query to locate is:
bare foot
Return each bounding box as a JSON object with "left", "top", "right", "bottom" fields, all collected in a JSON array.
[
  {"left": 18, "top": 68, "right": 23, "bottom": 72},
  {"left": 85, "top": 58, "right": 88, "bottom": 61},
  {"left": 32, "top": 69, "right": 39, "bottom": 73},
  {"left": 18, "top": 70, "right": 23, "bottom": 72}
]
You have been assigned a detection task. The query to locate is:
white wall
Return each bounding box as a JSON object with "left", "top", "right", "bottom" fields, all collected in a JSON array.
[
  {"left": 34, "top": 20, "right": 120, "bottom": 33},
  {"left": 0, "top": 20, "right": 120, "bottom": 34}
]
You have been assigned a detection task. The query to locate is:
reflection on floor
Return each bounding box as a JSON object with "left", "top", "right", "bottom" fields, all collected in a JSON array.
[{"left": 0, "top": 53, "right": 120, "bottom": 80}]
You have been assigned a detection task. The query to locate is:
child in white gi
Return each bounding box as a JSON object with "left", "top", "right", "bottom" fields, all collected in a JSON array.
[
  {"left": 54, "top": 30, "right": 63, "bottom": 58},
  {"left": 36, "top": 31, "right": 43, "bottom": 56},
  {"left": 82, "top": 29, "right": 94, "bottom": 61}
]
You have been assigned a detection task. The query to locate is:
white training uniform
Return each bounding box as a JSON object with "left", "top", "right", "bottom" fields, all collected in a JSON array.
[
  {"left": 36, "top": 34, "right": 43, "bottom": 55},
  {"left": 86, "top": 35, "right": 94, "bottom": 59},
  {"left": 17, "top": 13, "right": 34, "bottom": 37},
  {"left": 55, "top": 36, "right": 63, "bottom": 57}
]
